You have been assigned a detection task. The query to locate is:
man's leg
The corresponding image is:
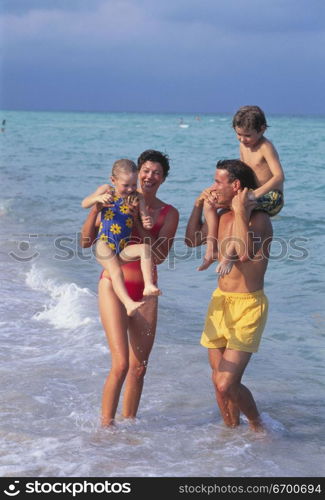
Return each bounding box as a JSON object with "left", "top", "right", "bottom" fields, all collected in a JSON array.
[
  {"left": 208, "top": 348, "right": 240, "bottom": 427},
  {"left": 210, "top": 348, "right": 264, "bottom": 431}
]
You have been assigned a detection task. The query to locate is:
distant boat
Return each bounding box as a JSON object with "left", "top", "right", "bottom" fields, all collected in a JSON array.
[{"left": 179, "top": 118, "right": 189, "bottom": 128}]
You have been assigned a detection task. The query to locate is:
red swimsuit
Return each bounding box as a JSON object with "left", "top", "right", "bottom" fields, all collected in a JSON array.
[{"left": 100, "top": 204, "right": 172, "bottom": 300}]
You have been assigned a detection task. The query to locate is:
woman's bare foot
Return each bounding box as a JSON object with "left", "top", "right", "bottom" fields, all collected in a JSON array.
[
  {"left": 125, "top": 300, "right": 145, "bottom": 317},
  {"left": 101, "top": 416, "right": 115, "bottom": 427},
  {"left": 143, "top": 284, "right": 161, "bottom": 296}
]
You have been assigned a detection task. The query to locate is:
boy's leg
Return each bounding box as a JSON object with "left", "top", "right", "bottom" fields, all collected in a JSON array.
[
  {"left": 120, "top": 243, "right": 161, "bottom": 296},
  {"left": 96, "top": 240, "right": 145, "bottom": 316}
]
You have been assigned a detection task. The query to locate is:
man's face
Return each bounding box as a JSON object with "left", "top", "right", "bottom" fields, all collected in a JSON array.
[{"left": 212, "top": 169, "right": 237, "bottom": 206}]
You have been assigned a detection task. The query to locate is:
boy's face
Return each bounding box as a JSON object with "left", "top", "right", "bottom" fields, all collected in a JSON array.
[
  {"left": 235, "top": 126, "right": 265, "bottom": 148},
  {"left": 111, "top": 172, "right": 138, "bottom": 197}
]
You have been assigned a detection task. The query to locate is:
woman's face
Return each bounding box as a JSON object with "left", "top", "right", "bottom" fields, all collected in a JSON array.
[{"left": 138, "top": 161, "right": 165, "bottom": 194}]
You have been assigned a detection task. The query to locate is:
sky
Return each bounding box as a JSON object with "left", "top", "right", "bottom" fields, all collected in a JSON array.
[{"left": 1, "top": 0, "right": 325, "bottom": 115}]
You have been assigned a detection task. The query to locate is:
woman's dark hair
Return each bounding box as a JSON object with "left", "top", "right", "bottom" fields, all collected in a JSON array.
[
  {"left": 137, "top": 149, "right": 170, "bottom": 178},
  {"left": 216, "top": 159, "right": 257, "bottom": 189}
]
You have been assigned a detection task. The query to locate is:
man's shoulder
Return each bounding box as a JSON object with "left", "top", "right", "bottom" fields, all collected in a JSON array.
[{"left": 250, "top": 210, "right": 273, "bottom": 235}]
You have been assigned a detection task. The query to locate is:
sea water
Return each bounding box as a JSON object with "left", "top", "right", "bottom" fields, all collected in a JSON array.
[{"left": 0, "top": 110, "right": 324, "bottom": 477}]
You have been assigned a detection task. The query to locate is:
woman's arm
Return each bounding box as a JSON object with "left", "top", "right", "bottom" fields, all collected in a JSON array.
[
  {"left": 136, "top": 206, "right": 179, "bottom": 266},
  {"left": 80, "top": 205, "right": 101, "bottom": 248}
]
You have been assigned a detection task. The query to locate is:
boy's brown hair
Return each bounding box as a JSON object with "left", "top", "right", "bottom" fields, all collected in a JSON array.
[{"left": 232, "top": 105, "right": 268, "bottom": 132}]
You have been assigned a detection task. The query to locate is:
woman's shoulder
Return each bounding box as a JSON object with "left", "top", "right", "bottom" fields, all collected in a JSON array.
[{"left": 155, "top": 197, "right": 178, "bottom": 213}]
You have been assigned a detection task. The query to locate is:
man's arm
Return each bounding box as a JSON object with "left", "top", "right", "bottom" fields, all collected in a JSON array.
[{"left": 231, "top": 188, "right": 270, "bottom": 262}]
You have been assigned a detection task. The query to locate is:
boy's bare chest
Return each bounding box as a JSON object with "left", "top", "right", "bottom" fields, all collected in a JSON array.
[{"left": 242, "top": 149, "right": 271, "bottom": 183}]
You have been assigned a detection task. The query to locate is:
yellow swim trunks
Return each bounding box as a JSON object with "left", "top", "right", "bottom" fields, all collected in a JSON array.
[{"left": 201, "top": 288, "right": 268, "bottom": 353}]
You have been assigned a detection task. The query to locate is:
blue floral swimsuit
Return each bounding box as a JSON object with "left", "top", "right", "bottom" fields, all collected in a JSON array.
[{"left": 98, "top": 197, "right": 134, "bottom": 255}]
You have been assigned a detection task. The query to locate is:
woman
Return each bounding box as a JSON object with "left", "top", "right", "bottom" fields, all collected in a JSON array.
[{"left": 80, "top": 150, "right": 179, "bottom": 426}]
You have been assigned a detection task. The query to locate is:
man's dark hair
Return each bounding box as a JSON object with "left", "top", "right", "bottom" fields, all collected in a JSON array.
[
  {"left": 216, "top": 159, "right": 257, "bottom": 189},
  {"left": 137, "top": 149, "right": 170, "bottom": 178},
  {"left": 232, "top": 105, "right": 268, "bottom": 132}
]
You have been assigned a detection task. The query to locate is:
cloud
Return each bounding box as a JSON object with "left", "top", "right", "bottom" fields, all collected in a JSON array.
[{"left": 1, "top": 0, "right": 325, "bottom": 113}]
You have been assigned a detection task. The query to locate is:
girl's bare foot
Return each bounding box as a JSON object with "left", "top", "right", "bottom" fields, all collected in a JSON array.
[
  {"left": 197, "top": 256, "right": 214, "bottom": 271},
  {"left": 126, "top": 300, "right": 145, "bottom": 317},
  {"left": 143, "top": 284, "right": 161, "bottom": 296}
]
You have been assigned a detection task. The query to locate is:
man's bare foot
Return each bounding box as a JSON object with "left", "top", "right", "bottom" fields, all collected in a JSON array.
[
  {"left": 126, "top": 300, "right": 145, "bottom": 317},
  {"left": 197, "top": 256, "right": 214, "bottom": 271},
  {"left": 249, "top": 417, "right": 265, "bottom": 433},
  {"left": 216, "top": 260, "right": 233, "bottom": 277},
  {"left": 143, "top": 284, "right": 161, "bottom": 296}
]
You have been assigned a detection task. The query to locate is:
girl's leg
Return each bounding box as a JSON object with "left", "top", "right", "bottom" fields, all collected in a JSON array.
[
  {"left": 98, "top": 277, "right": 129, "bottom": 426},
  {"left": 120, "top": 244, "right": 161, "bottom": 296},
  {"left": 122, "top": 296, "right": 158, "bottom": 418},
  {"left": 96, "top": 239, "right": 145, "bottom": 316},
  {"left": 197, "top": 201, "right": 219, "bottom": 271}
]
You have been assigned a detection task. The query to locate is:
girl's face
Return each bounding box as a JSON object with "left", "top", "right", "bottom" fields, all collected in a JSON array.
[
  {"left": 111, "top": 172, "right": 138, "bottom": 197},
  {"left": 138, "top": 161, "right": 165, "bottom": 194}
]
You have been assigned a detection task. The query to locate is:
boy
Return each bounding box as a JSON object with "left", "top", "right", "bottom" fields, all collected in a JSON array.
[
  {"left": 198, "top": 105, "right": 284, "bottom": 273},
  {"left": 82, "top": 159, "right": 161, "bottom": 316}
]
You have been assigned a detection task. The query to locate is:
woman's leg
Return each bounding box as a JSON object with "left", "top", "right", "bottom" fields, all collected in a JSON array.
[
  {"left": 98, "top": 277, "right": 130, "bottom": 426},
  {"left": 122, "top": 296, "right": 158, "bottom": 418},
  {"left": 97, "top": 239, "right": 145, "bottom": 316},
  {"left": 120, "top": 244, "right": 161, "bottom": 296}
]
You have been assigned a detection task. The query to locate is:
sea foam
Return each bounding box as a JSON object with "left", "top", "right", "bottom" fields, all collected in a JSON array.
[{"left": 25, "top": 264, "right": 96, "bottom": 330}]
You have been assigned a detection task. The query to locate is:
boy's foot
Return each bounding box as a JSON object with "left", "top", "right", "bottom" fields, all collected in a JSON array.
[
  {"left": 197, "top": 256, "right": 214, "bottom": 271},
  {"left": 143, "top": 284, "right": 161, "bottom": 296},
  {"left": 126, "top": 300, "right": 145, "bottom": 317},
  {"left": 216, "top": 260, "right": 233, "bottom": 277}
]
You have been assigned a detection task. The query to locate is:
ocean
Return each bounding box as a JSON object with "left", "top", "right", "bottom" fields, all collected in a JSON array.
[{"left": 0, "top": 110, "right": 324, "bottom": 477}]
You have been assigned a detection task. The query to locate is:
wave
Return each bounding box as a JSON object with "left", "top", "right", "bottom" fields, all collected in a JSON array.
[
  {"left": 25, "top": 264, "right": 96, "bottom": 330},
  {"left": 0, "top": 198, "right": 14, "bottom": 216}
]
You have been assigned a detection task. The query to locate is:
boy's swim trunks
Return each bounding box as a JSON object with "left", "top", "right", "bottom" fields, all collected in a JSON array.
[
  {"left": 255, "top": 189, "right": 284, "bottom": 217},
  {"left": 201, "top": 288, "right": 268, "bottom": 353}
]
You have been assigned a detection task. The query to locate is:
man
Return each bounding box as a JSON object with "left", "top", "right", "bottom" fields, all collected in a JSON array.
[{"left": 185, "top": 159, "right": 273, "bottom": 431}]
